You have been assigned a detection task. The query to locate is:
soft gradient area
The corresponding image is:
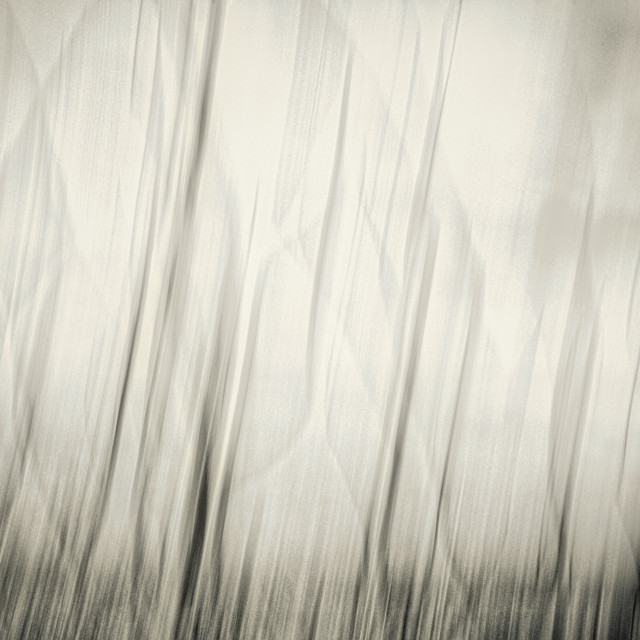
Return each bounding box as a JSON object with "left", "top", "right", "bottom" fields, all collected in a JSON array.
[{"left": 0, "top": 0, "right": 639, "bottom": 637}]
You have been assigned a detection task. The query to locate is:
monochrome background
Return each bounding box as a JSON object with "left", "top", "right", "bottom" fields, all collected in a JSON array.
[{"left": 0, "top": 0, "right": 639, "bottom": 637}]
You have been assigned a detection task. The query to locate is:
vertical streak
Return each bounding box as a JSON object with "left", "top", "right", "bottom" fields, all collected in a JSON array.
[
  {"left": 306, "top": 54, "right": 352, "bottom": 403},
  {"left": 357, "top": 4, "right": 462, "bottom": 632}
]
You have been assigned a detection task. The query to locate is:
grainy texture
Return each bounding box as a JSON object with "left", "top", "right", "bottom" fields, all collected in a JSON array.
[{"left": 0, "top": 0, "right": 639, "bottom": 638}]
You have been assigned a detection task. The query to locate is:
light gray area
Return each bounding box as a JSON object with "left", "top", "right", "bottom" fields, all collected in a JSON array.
[{"left": 0, "top": 0, "right": 639, "bottom": 637}]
